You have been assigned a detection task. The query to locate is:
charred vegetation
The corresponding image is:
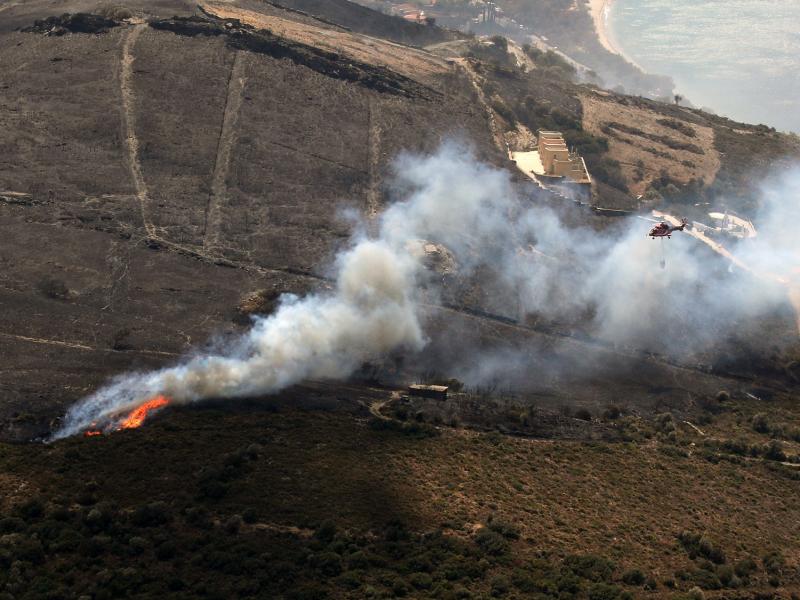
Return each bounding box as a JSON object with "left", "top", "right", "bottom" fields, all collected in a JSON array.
[
  {"left": 21, "top": 13, "right": 120, "bottom": 35},
  {"left": 2, "top": 1, "right": 800, "bottom": 597},
  {"left": 150, "top": 14, "right": 436, "bottom": 100}
]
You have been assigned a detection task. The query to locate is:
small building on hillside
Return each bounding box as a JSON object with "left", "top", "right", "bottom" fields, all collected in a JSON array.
[
  {"left": 535, "top": 130, "right": 591, "bottom": 184},
  {"left": 510, "top": 130, "right": 591, "bottom": 201}
]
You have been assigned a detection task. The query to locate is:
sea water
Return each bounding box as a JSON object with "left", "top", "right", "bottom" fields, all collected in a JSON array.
[{"left": 608, "top": 0, "right": 800, "bottom": 133}]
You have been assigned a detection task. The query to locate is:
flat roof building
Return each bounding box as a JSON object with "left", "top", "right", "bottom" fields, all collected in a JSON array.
[{"left": 536, "top": 131, "right": 591, "bottom": 184}]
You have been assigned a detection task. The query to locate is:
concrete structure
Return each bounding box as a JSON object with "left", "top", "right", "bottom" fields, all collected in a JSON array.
[
  {"left": 708, "top": 211, "right": 757, "bottom": 239},
  {"left": 535, "top": 130, "right": 591, "bottom": 184},
  {"left": 692, "top": 211, "right": 756, "bottom": 240},
  {"left": 408, "top": 384, "right": 448, "bottom": 400},
  {"left": 510, "top": 131, "right": 591, "bottom": 203}
]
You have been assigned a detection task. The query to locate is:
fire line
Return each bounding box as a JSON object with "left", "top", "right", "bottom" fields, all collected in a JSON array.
[{"left": 83, "top": 395, "right": 171, "bottom": 436}]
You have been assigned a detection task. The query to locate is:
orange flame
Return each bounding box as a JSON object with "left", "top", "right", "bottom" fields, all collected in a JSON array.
[
  {"left": 119, "top": 395, "right": 170, "bottom": 430},
  {"left": 82, "top": 395, "right": 171, "bottom": 437}
]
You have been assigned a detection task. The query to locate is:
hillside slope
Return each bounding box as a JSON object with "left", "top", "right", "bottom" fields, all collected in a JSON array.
[
  {"left": 1, "top": 2, "right": 800, "bottom": 599},
  {"left": 2, "top": 1, "right": 800, "bottom": 438},
  {"left": 0, "top": 0, "right": 501, "bottom": 438}
]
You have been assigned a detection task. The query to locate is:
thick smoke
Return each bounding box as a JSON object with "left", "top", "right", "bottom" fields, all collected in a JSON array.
[
  {"left": 53, "top": 239, "right": 425, "bottom": 439},
  {"left": 53, "top": 143, "right": 799, "bottom": 438},
  {"left": 389, "top": 146, "right": 793, "bottom": 352}
]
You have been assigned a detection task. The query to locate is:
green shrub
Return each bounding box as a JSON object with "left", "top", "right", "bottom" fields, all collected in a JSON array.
[
  {"left": 763, "top": 550, "right": 785, "bottom": 575},
  {"left": 564, "top": 554, "right": 615, "bottom": 582},
  {"left": 184, "top": 506, "right": 212, "bottom": 529},
  {"left": 51, "top": 527, "right": 82, "bottom": 553},
  {"left": 244, "top": 443, "right": 262, "bottom": 459},
  {"left": 225, "top": 514, "right": 243, "bottom": 534},
  {"left": 155, "top": 540, "right": 178, "bottom": 561},
  {"left": 335, "top": 570, "right": 363, "bottom": 590},
  {"left": 131, "top": 501, "right": 172, "bottom": 527},
  {"left": 84, "top": 507, "right": 112, "bottom": 532},
  {"left": 48, "top": 505, "right": 71, "bottom": 522},
  {"left": 347, "top": 551, "right": 369, "bottom": 570},
  {"left": 79, "top": 534, "right": 108, "bottom": 558},
  {"left": 409, "top": 572, "right": 433, "bottom": 589},
  {"left": 698, "top": 536, "right": 726, "bottom": 564},
  {"left": 16, "top": 497, "right": 46, "bottom": 521},
  {"left": 687, "top": 568, "right": 721, "bottom": 590},
  {"left": 488, "top": 518, "right": 519, "bottom": 540},
  {"left": 733, "top": 558, "right": 757, "bottom": 578},
  {"left": 197, "top": 478, "right": 229, "bottom": 500},
  {"left": 752, "top": 413, "right": 770, "bottom": 433},
  {"left": 315, "top": 520, "right": 337, "bottom": 543},
  {"left": 313, "top": 552, "right": 343, "bottom": 577},
  {"left": 127, "top": 536, "right": 149, "bottom": 556},
  {"left": 241, "top": 508, "right": 257, "bottom": 524},
  {"left": 656, "top": 118, "right": 697, "bottom": 138},
  {"left": 686, "top": 586, "right": 705, "bottom": 600},
  {"left": 0, "top": 517, "right": 27, "bottom": 533},
  {"left": 763, "top": 440, "right": 786, "bottom": 462},
  {"left": 490, "top": 575, "right": 511, "bottom": 597},
  {"left": 491, "top": 99, "right": 517, "bottom": 125},
  {"left": 677, "top": 531, "right": 725, "bottom": 564},
  {"left": 621, "top": 568, "right": 646, "bottom": 585},
  {"left": 391, "top": 577, "right": 410, "bottom": 597},
  {"left": 717, "top": 438, "right": 749, "bottom": 456},
  {"left": 475, "top": 528, "right": 509, "bottom": 556},
  {"left": 37, "top": 277, "right": 69, "bottom": 299},
  {"left": 716, "top": 564, "right": 734, "bottom": 586},
  {"left": 286, "top": 582, "right": 330, "bottom": 600},
  {"left": 587, "top": 582, "right": 631, "bottom": 599}
]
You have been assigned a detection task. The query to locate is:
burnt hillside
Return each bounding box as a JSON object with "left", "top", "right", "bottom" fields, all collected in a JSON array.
[
  {"left": 268, "top": 0, "right": 462, "bottom": 46},
  {"left": 0, "top": 0, "right": 500, "bottom": 439}
]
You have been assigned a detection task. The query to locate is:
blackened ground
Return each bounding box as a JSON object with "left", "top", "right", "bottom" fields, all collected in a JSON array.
[
  {"left": 21, "top": 13, "right": 119, "bottom": 35},
  {"left": 150, "top": 15, "right": 436, "bottom": 99}
]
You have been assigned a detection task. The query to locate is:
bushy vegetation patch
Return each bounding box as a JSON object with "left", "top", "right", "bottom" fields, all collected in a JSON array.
[{"left": 602, "top": 122, "right": 704, "bottom": 155}]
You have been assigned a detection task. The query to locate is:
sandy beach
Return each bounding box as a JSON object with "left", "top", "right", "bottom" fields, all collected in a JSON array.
[
  {"left": 587, "top": 0, "right": 650, "bottom": 73},
  {"left": 587, "top": 0, "right": 620, "bottom": 55}
]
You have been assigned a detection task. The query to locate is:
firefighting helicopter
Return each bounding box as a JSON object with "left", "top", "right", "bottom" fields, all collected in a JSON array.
[
  {"left": 637, "top": 215, "right": 689, "bottom": 269},
  {"left": 646, "top": 217, "right": 688, "bottom": 239}
]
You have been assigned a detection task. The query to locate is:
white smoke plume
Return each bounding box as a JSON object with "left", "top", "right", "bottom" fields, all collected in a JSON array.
[
  {"left": 53, "top": 142, "right": 800, "bottom": 438},
  {"left": 52, "top": 238, "right": 425, "bottom": 439}
]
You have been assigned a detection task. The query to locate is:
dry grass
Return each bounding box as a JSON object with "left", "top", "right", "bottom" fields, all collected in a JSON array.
[
  {"left": 201, "top": 2, "right": 451, "bottom": 85},
  {"left": 581, "top": 91, "right": 721, "bottom": 195}
]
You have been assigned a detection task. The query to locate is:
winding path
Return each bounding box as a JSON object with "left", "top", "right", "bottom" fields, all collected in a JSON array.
[
  {"left": 120, "top": 24, "right": 155, "bottom": 239},
  {"left": 0, "top": 332, "right": 178, "bottom": 357},
  {"left": 365, "top": 98, "right": 382, "bottom": 219},
  {"left": 205, "top": 51, "right": 248, "bottom": 251}
]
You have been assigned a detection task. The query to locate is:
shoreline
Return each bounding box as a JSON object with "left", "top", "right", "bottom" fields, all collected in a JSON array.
[
  {"left": 587, "top": 0, "right": 619, "bottom": 56},
  {"left": 587, "top": 0, "right": 649, "bottom": 73}
]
